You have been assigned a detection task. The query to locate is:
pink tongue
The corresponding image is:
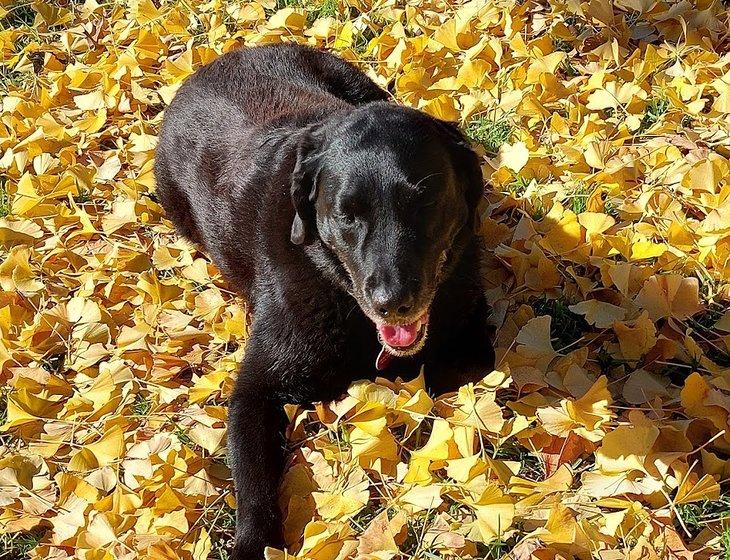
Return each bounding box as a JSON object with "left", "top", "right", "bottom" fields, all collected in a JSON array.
[{"left": 378, "top": 321, "right": 420, "bottom": 347}]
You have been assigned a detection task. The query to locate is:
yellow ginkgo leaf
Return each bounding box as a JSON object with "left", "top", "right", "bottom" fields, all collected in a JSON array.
[
  {"left": 494, "top": 141, "right": 529, "bottom": 173},
  {"left": 469, "top": 484, "right": 515, "bottom": 543},
  {"left": 451, "top": 385, "right": 505, "bottom": 433},
  {"left": 614, "top": 312, "right": 657, "bottom": 361},
  {"left": 515, "top": 315, "right": 558, "bottom": 369},
  {"left": 525, "top": 52, "right": 565, "bottom": 83},
  {"left": 586, "top": 81, "right": 646, "bottom": 110},
  {"left": 0, "top": 246, "right": 44, "bottom": 294},
  {"left": 356, "top": 510, "right": 406, "bottom": 557},
  {"left": 70, "top": 425, "right": 126, "bottom": 471},
  {"left": 73, "top": 90, "right": 106, "bottom": 111},
  {"left": 568, "top": 300, "right": 626, "bottom": 329},
  {"left": 578, "top": 211, "right": 616, "bottom": 239},
  {"left": 595, "top": 410, "right": 659, "bottom": 474},
  {"left": 541, "top": 210, "right": 582, "bottom": 255},
  {"left": 635, "top": 274, "right": 703, "bottom": 320},
  {"left": 675, "top": 474, "right": 721, "bottom": 505},
  {"left": 0, "top": 218, "right": 43, "bottom": 246},
  {"left": 266, "top": 8, "right": 306, "bottom": 30}
]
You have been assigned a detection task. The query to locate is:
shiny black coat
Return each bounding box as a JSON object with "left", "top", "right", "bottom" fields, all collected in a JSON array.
[{"left": 154, "top": 43, "right": 494, "bottom": 559}]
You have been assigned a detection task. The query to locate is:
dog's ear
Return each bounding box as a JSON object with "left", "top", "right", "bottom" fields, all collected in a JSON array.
[
  {"left": 436, "top": 120, "right": 484, "bottom": 233},
  {"left": 290, "top": 129, "right": 323, "bottom": 245}
]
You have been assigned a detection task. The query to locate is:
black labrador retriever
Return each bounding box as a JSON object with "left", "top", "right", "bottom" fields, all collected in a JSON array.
[{"left": 154, "top": 43, "right": 495, "bottom": 559}]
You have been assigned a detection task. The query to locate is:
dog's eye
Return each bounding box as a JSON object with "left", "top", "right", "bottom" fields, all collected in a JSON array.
[
  {"left": 336, "top": 198, "right": 366, "bottom": 227},
  {"left": 337, "top": 212, "right": 356, "bottom": 226}
]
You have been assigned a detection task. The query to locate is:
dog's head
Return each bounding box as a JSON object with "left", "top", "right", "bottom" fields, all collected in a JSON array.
[{"left": 290, "top": 103, "right": 483, "bottom": 356}]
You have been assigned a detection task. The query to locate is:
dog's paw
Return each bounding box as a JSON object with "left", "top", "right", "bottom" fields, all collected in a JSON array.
[
  {"left": 231, "top": 522, "right": 283, "bottom": 560},
  {"left": 230, "top": 538, "right": 265, "bottom": 560}
]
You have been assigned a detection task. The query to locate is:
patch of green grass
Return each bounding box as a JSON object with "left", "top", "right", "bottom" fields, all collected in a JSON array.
[
  {"left": 351, "top": 502, "right": 387, "bottom": 531},
  {"left": 507, "top": 175, "right": 531, "bottom": 197},
  {"left": 157, "top": 268, "right": 176, "bottom": 280},
  {"left": 639, "top": 98, "right": 669, "bottom": 133},
  {"left": 474, "top": 533, "right": 514, "bottom": 559},
  {"left": 675, "top": 494, "right": 730, "bottom": 538},
  {"left": 465, "top": 115, "right": 513, "bottom": 157},
  {"left": 0, "top": 529, "right": 46, "bottom": 560},
  {"left": 0, "top": 389, "right": 13, "bottom": 448},
  {"left": 561, "top": 58, "right": 579, "bottom": 78},
  {"left": 563, "top": 14, "right": 588, "bottom": 35},
  {"left": 529, "top": 197, "right": 546, "bottom": 221},
  {"left": 206, "top": 502, "right": 237, "bottom": 560},
  {"left": 596, "top": 346, "right": 624, "bottom": 374},
  {"left": 41, "top": 353, "right": 65, "bottom": 374},
  {"left": 131, "top": 394, "right": 153, "bottom": 416},
  {"left": 352, "top": 30, "right": 371, "bottom": 54},
  {"left": 566, "top": 182, "right": 594, "bottom": 214},
  {"left": 0, "top": 65, "right": 36, "bottom": 92},
  {"left": 400, "top": 509, "right": 442, "bottom": 557},
  {"left": 190, "top": 280, "right": 210, "bottom": 293},
  {"left": 310, "top": 0, "right": 338, "bottom": 19},
  {"left": 352, "top": 13, "right": 386, "bottom": 54},
  {"left": 552, "top": 38, "right": 573, "bottom": 53},
  {"left": 0, "top": 179, "right": 9, "bottom": 218},
  {"left": 0, "top": 3, "right": 43, "bottom": 93},
  {"left": 721, "top": 526, "right": 730, "bottom": 560},
  {"left": 173, "top": 424, "right": 194, "bottom": 447},
  {"left": 686, "top": 303, "right": 724, "bottom": 333},
  {"left": 494, "top": 440, "right": 545, "bottom": 481},
  {"left": 552, "top": 39, "right": 578, "bottom": 77},
  {"left": 532, "top": 296, "right": 590, "bottom": 351},
  {"left": 335, "top": 423, "right": 351, "bottom": 446},
  {"left": 275, "top": 0, "right": 339, "bottom": 22},
  {"left": 677, "top": 502, "right": 703, "bottom": 531},
  {"left": 604, "top": 197, "right": 620, "bottom": 219},
  {"left": 0, "top": 1, "right": 37, "bottom": 29},
  {"left": 686, "top": 304, "right": 730, "bottom": 366},
  {"left": 275, "top": 0, "right": 303, "bottom": 8},
  {"left": 73, "top": 188, "right": 92, "bottom": 205}
]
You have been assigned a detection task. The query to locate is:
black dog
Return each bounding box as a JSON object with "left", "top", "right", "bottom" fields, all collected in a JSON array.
[{"left": 154, "top": 43, "right": 494, "bottom": 559}]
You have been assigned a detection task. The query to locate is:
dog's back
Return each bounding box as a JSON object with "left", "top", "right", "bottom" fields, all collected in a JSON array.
[
  {"left": 178, "top": 44, "right": 387, "bottom": 117},
  {"left": 154, "top": 44, "right": 387, "bottom": 293}
]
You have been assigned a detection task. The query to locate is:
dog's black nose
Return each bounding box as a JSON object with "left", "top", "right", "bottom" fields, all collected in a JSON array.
[{"left": 371, "top": 287, "right": 414, "bottom": 318}]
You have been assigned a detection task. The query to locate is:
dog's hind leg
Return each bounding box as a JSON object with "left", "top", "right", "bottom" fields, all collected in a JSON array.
[
  {"left": 153, "top": 151, "right": 205, "bottom": 246},
  {"left": 306, "top": 48, "right": 389, "bottom": 105}
]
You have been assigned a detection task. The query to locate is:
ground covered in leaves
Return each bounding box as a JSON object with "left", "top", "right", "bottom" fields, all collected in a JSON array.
[{"left": 1, "top": 0, "right": 730, "bottom": 559}]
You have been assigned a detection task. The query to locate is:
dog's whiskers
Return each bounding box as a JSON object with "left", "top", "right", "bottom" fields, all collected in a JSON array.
[
  {"left": 412, "top": 172, "right": 444, "bottom": 191},
  {"left": 344, "top": 301, "right": 359, "bottom": 321}
]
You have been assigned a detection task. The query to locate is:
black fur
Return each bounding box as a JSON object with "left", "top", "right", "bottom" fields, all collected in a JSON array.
[{"left": 154, "top": 43, "right": 495, "bottom": 559}]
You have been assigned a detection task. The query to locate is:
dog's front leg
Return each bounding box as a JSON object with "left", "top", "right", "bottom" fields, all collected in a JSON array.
[{"left": 228, "top": 371, "right": 288, "bottom": 559}]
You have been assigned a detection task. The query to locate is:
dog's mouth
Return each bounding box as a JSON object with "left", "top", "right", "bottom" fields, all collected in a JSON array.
[{"left": 376, "top": 311, "right": 429, "bottom": 357}]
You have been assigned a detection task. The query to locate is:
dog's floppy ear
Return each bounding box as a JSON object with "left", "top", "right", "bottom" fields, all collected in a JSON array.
[
  {"left": 290, "top": 129, "right": 323, "bottom": 245},
  {"left": 436, "top": 120, "right": 484, "bottom": 233}
]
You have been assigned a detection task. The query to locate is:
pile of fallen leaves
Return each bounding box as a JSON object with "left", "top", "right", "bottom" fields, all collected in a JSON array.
[{"left": 1, "top": 0, "right": 729, "bottom": 558}]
